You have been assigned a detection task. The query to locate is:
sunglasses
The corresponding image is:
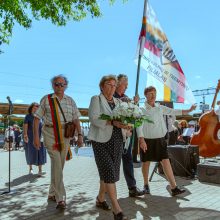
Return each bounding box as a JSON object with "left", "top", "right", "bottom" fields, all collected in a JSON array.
[
  {"left": 54, "top": 82, "right": 67, "bottom": 87},
  {"left": 105, "top": 82, "right": 116, "bottom": 88},
  {"left": 34, "top": 105, "right": 39, "bottom": 107}
]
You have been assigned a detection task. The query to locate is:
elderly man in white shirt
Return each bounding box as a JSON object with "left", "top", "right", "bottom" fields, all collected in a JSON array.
[
  {"left": 33, "top": 75, "right": 83, "bottom": 209},
  {"left": 137, "top": 86, "right": 196, "bottom": 196}
]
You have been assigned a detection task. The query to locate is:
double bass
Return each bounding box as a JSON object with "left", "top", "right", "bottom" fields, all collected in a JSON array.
[{"left": 190, "top": 80, "right": 220, "bottom": 157}]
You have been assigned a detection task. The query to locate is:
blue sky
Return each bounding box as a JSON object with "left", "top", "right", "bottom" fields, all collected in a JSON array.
[{"left": 0, "top": 0, "right": 219, "bottom": 113}]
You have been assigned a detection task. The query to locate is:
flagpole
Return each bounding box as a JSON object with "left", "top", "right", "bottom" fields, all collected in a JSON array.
[
  {"left": 134, "top": 0, "right": 147, "bottom": 95},
  {"left": 135, "top": 55, "right": 142, "bottom": 96},
  {"left": 132, "top": 0, "right": 147, "bottom": 162}
]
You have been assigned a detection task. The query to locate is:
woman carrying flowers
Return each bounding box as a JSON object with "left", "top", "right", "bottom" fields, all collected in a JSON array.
[{"left": 88, "top": 75, "right": 130, "bottom": 220}]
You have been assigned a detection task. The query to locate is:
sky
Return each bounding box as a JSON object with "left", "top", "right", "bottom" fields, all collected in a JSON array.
[{"left": 0, "top": 0, "right": 220, "bottom": 114}]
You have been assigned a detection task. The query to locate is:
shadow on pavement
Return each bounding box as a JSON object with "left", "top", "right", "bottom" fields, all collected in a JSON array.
[
  {"left": 1, "top": 182, "right": 220, "bottom": 220},
  {"left": 116, "top": 195, "right": 220, "bottom": 220},
  {"left": 5, "top": 174, "right": 40, "bottom": 187}
]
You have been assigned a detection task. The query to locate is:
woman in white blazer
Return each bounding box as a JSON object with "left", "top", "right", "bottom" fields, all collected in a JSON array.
[{"left": 88, "top": 75, "right": 129, "bottom": 220}]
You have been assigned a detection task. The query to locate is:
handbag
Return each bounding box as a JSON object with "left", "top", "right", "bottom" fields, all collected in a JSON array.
[{"left": 56, "top": 98, "right": 75, "bottom": 138}]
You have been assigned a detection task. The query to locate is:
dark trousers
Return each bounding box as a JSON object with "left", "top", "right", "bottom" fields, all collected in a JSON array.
[
  {"left": 132, "top": 130, "right": 139, "bottom": 162},
  {"left": 168, "top": 130, "right": 177, "bottom": 145},
  {"left": 122, "top": 137, "right": 136, "bottom": 189},
  {"left": 15, "top": 142, "right": 20, "bottom": 150}
]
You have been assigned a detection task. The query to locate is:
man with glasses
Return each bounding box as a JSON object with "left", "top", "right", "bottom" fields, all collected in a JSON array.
[
  {"left": 33, "top": 74, "right": 83, "bottom": 209},
  {"left": 114, "top": 74, "right": 144, "bottom": 198}
]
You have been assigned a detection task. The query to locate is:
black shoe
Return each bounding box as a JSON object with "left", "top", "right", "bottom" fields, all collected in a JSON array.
[
  {"left": 56, "top": 201, "right": 66, "bottom": 209},
  {"left": 96, "top": 196, "right": 111, "bottom": 211},
  {"left": 171, "top": 186, "right": 186, "bottom": 196},
  {"left": 133, "top": 160, "right": 141, "bottom": 163},
  {"left": 129, "top": 187, "right": 145, "bottom": 197},
  {"left": 143, "top": 184, "right": 150, "bottom": 194},
  {"left": 113, "top": 212, "right": 128, "bottom": 220}
]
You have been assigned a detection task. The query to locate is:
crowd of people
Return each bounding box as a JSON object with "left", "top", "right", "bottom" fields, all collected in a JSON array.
[
  {"left": 3, "top": 124, "right": 22, "bottom": 151},
  {"left": 164, "top": 116, "right": 199, "bottom": 146},
  {"left": 2, "top": 74, "right": 220, "bottom": 220}
]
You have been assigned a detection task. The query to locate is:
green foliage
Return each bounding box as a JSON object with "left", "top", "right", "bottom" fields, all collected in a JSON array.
[
  {"left": 9, "top": 119, "right": 16, "bottom": 126},
  {"left": 99, "top": 113, "right": 153, "bottom": 128},
  {"left": 99, "top": 113, "right": 111, "bottom": 121},
  {"left": 0, "top": 0, "right": 127, "bottom": 46},
  {"left": 16, "top": 119, "right": 24, "bottom": 128}
]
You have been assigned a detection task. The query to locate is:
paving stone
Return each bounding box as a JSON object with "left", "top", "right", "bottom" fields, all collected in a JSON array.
[{"left": 0, "top": 149, "right": 220, "bottom": 219}]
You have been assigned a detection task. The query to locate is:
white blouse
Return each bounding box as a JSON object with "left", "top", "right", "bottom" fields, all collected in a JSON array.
[{"left": 136, "top": 102, "right": 182, "bottom": 139}]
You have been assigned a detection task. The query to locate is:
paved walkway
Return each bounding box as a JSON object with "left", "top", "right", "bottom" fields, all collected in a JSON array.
[{"left": 0, "top": 148, "right": 220, "bottom": 220}]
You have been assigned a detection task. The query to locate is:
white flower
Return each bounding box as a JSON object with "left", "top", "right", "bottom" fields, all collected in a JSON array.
[
  {"left": 99, "top": 101, "right": 152, "bottom": 127},
  {"left": 120, "top": 102, "right": 129, "bottom": 108},
  {"left": 133, "top": 108, "right": 141, "bottom": 118}
]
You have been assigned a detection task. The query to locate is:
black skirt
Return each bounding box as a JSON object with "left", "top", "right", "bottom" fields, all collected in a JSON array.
[
  {"left": 140, "top": 137, "right": 169, "bottom": 162},
  {"left": 92, "top": 127, "right": 123, "bottom": 183}
]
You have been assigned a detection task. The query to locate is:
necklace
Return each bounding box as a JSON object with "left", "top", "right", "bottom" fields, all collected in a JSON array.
[{"left": 105, "top": 96, "right": 113, "bottom": 102}]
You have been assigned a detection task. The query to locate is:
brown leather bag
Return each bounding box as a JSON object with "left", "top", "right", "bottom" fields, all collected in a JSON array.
[
  {"left": 64, "top": 122, "right": 75, "bottom": 138},
  {"left": 55, "top": 97, "right": 76, "bottom": 138}
]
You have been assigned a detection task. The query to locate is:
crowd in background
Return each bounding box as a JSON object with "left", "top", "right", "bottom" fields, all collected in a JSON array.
[
  {"left": 2, "top": 117, "right": 199, "bottom": 153},
  {"left": 165, "top": 117, "right": 199, "bottom": 146},
  {"left": 3, "top": 124, "right": 22, "bottom": 151},
  {"left": 2, "top": 124, "right": 91, "bottom": 151}
]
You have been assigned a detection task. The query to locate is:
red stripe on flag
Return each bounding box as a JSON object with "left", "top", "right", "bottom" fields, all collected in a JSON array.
[{"left": 145, "top": 41, "right": 161, "bottom": 57}]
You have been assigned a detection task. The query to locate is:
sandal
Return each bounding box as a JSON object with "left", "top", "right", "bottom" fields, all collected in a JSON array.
[
  {"left": 47, "top": 195, "right": 56, "bottom": 202},
  {"left": 96, "top": 196, "right": 111, "bottom": 211},
  {"left": 56, "top": 201, "right": 66, "bottom": 209},
  {"left": 113, "top": 212, "right": 128, "bottom": 220}
]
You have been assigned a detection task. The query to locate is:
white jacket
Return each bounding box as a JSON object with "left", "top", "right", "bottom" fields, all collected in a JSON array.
[{"left": 88, "top": 93, "right": 126, "bottom": 143}]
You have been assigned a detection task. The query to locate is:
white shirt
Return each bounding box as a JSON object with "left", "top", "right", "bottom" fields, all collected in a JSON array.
[
  {"left": 83, "top": 128, "right": 89, "bottom": 136},
  {"left": 164, "top": 115, "right": 176, "bottom": 132},
  {"left": 5, "top": 129, "right": 14, "bottom": 138},
  {"left": 137, "top": 102, "right": 182, "bottom": 139},
  {"left": 35, "top": 93, "right": 81, "bottom": 125}
]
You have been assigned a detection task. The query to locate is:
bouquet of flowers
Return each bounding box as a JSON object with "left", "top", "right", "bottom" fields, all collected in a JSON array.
[{"left": 99, "top": 102, "right": 153, "bottom": 128}]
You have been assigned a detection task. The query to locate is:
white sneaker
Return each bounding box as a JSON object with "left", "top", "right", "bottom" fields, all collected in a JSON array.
[
  {"left": 29, "top": 169, "right": 34, "bottom": 175},
  {"left": 38, "top": 171, "right": 44, "bottom": 177}
]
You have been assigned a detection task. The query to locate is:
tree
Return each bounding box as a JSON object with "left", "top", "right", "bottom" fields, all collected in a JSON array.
[{"left": 0, "top": 0, "right": 126, "bottom": 47}]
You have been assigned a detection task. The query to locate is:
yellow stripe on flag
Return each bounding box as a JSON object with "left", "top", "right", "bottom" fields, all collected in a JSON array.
[{"left": 164, "top": 85, "right": 171, "bottom": 101}]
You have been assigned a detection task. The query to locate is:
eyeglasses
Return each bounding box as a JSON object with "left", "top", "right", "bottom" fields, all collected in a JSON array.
[
  {"left": 105, "top": 83, "right": 116, "bottom": 88},
  {"left": 34, "top": 105, "right": 39, "bottom": 107},
  {"left": 54, "top": 82, "right": 67, "bottom": 87}
]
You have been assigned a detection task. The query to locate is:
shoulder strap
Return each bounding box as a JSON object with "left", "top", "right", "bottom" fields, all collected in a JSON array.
[
  {"left": 165, "top": 115, "right": 168, "bottom": 130},
  {"left": 55, "top": 97, "right": 67, "bottom": 123},
  {"left": 47, "top": 94, "right": 65, "bottom": 151}
]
